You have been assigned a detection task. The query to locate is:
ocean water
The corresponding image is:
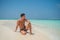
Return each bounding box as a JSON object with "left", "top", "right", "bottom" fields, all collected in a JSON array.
[{"left": 30, "top": 20, "right": 60, "bottom": 28}]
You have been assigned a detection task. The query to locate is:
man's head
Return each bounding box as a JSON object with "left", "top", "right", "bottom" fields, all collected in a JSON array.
[{"left": 20, "top": 13, "right": 26, "bottom": 20}]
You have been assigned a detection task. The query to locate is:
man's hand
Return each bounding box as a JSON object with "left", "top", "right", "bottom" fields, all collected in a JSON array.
[
  {"left": 30, "top": 33, "right": 32, "bottom": 35},
  {"left": 15, "top": 21, "right": 19, "bottom": 32}
]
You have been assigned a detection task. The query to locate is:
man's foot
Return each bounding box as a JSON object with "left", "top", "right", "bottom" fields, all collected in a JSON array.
[{"left": 21, "top": 30, "right": 26, "bottom": 35}]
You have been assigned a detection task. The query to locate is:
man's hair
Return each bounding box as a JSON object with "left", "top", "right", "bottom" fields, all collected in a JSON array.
[{"left": 20, "top": 13, "right": 25, "bottom": 17}]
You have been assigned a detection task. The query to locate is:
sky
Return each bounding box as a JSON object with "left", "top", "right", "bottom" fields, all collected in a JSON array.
[{"left": 0, "top": 0, "right": 60, "bottom": 19}]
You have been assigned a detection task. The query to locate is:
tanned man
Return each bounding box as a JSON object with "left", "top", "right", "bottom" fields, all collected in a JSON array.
[{"left": 15, "top": 13, "right": 32, "bottom": 35}]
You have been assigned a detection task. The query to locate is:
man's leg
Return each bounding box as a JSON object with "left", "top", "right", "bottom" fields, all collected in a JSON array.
[{"left": 26, "top": 23, "right": 32, "bottom": 34}]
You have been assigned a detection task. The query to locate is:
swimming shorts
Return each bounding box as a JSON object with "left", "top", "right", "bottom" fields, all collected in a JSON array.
[{"left": 20, "top": 26, "right": 27, "bottom": 32}]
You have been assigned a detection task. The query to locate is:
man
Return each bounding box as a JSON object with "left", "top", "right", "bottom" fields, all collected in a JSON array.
[{"left": 15, "top": 13, "right": 32, "bottom": 35}]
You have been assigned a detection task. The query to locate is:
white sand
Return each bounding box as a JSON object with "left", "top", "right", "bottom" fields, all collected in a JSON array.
[{"left": 0, "top": 20, "right": 59, "bottom": 40}]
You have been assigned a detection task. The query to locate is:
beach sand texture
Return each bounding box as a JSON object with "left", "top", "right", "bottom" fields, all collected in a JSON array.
[{"left": 0, "top": 20, "right": 60, "bottom": 40}]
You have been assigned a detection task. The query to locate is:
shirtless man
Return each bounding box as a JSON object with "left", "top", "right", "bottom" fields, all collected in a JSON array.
[{"left": 15, "top": 13, "right": 32, "bottom": 35}]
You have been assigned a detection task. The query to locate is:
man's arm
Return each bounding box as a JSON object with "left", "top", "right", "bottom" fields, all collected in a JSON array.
[
  {"left": 26, "top": 20, "right": 32, "bottom": 34},
  {"left": 15, "top": 21, "right": 19, "bottom": 32},
  {"left": 27, "top": 20, "right": 32, "bottom": 34},
  {"left": 29, "top": 23, "right": 32, "bottom": 34}
]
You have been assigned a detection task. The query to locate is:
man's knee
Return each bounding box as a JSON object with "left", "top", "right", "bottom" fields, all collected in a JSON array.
[{"left": 21, "top": 30, "right": 26, "bottom": 35}]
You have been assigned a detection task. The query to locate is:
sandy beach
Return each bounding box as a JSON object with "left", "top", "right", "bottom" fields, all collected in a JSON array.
[{"left": 0, "top": 20, "right": 60, "bottom": 40}]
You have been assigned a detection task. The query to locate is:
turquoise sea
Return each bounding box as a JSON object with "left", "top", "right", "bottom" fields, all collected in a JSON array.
[
  {"left": 0, "top": 19, "right": 60, "bottom": 29},
  {"left": 30, "top": 20, "right": 60, "bottom": 28}
]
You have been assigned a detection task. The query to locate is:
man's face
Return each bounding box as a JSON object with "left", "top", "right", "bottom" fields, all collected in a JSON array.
[{"left": 22, "top": 15, "right": 26, "bottom": 20}]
